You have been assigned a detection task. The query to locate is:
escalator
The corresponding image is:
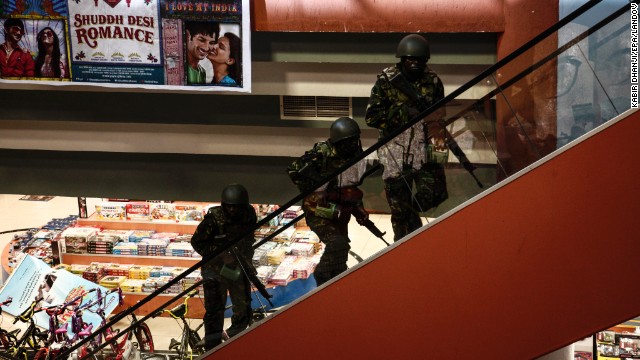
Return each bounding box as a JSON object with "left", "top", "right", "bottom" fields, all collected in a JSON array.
[
  {"left": 60, "top": 1, "right": 639, "bottom": 359},
  {"left": 202, "top": 1, "right": 639, "bottom": 358}
]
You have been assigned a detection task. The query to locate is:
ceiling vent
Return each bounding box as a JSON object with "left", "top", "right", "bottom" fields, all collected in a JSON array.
[{"left": 280, "top": 96, "right": 352, "bottom": 121}]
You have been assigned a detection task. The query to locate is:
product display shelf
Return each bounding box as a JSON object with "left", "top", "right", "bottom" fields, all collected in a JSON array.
[
  {"left": 65, "top": 212, "right": 204, "bottom": 317},
  {"left": 76, "top": 212, "right": 199, "bottom": 234}
]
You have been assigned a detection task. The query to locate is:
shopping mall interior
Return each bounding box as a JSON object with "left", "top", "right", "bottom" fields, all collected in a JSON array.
[{"left": 1, "top": 0, "right": 639, "bottom": 359}]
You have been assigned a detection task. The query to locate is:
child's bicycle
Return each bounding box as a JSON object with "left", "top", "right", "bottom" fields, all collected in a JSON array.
[
  {"left": 33, "top": 288, "right": 104, "bottom": 360},
  {"left": 79, "top": 287, "right": 154, "bottom": 360},
  {"left": 152, "top": 289, "right": 205, "bottom": 360},
  {"left": 2, "top": 296, "right": 48, "bottom": 360},
  {"left": 0, "top": 298, "right": 19, "bottom": 352}
]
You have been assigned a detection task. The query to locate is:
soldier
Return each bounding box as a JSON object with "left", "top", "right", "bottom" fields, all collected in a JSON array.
[
  {"left": 365, "top": 33, "right": 448, "bottom": 241},
  {"left": 191, "top": 183, "right": 256, "bottom": 350},
  {"left": 287, "top": 117, "right": 370, "bottom": 286}
]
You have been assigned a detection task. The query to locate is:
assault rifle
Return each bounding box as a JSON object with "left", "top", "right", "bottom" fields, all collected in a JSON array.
[
  {"left": 389, "top": 72, "right": 484, "bottom": 188},
  {"left": 359, "top": 217, "right": 390, "bottom": 247},
  {"left": 231, "top": 247, "right": 274, "bottom": 307}
]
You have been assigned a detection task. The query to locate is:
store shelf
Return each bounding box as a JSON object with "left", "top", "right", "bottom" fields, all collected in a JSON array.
[
  {"left": 61, "top": 252, "right": 200, "bottom": 267},
  {"left": 117, "top": 291, "right": 205, "bottom": 319},
  {"left": 76, "top": 213, "right": 199, "bottom": 234}
]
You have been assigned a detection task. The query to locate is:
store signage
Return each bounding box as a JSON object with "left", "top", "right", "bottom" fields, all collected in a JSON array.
[
  {"left": 0, "top": 0, "right": 250, "bottom": 92},
  {"left": 0, "top": 255, "right": 119, "bottom": 334}
]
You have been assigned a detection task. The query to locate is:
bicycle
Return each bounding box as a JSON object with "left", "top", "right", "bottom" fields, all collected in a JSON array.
[
  {"left": 80, "top": 287, "right": 154, "bottom": 360},
  {"left": 33, "top": 288, "right": 100, "bottom": 360},
  {"left": 152, "top": 289, "right": 205, "bottom": 360},
  {"left": 0, "top": 298, "right": 19, "bottom": 352},
  {"left": 2, "top": 296, "right": 48, "bottom": 360}
]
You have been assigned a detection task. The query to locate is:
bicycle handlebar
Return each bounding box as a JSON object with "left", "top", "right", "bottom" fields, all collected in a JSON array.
[
  {"left": 40, "top": 288, "right": 99, "bottom": 316},
  {"left": 13, "top": 296, "right": 44, "bottom": 324},
  {"left": 0, "top": 297, "right": 12, "bottom": 307},
  {"left": 152, "top": 288, "right": 199, "bottom": 319}
]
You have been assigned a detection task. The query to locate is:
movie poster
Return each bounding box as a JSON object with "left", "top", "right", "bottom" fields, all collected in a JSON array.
[{"left": 0, "top": 0, "right": 249, "bottom": 91}]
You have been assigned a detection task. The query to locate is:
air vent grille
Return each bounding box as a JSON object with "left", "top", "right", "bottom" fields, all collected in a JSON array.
[{"left": 280, "top": 96, "right": 352, "bottom": 120}]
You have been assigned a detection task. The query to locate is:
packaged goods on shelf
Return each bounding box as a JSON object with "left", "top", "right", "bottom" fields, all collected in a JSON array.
[
  {"left": 136, "top": 239, "right": 168, "bottom": 256},
  {"left": 170, "top": 267, "right": 188, "bottom": 278},
  {"left": 254, "top": 204, "right": 284, "bottom": 226},
  {"left": 98, "top": 229, "right": 133, "bottom": 242},
  {"left": 165, "top": 242, "right": 195, "bottom": 257},
  {"left": 149, "top": 266, "right": 170, "bottom": 277},
  {"left": 70, "top": 263, "right": 89, "bottom": 275},
  {"left": 34, "top": 229, "right": 55, "bottom": 240},
  {"left": 128, "top": 230, "right": 156, "bottom": 243},
  {"left": 174, "top": 234, "right": 192, "bottom": 242},
  {"left": 82, "top": 264, "right": 106, "bottom": 283},
  {"left": 175, "top": 204, "right": 203, "bottom": 222},
  {"left": 60, "top": 227, "right": 98, "bottom": 254},
  {"left": 151, "top": 232, "right": 180, "bottom": 242},
  {"left": 252, "top": 249, "right": 268, "bottom": 267},
  {"left": 13, "top": 231, "right": 34, "bottom": 248},
  {"left": 42, "top": 215, "right": 78, "bottom": 230},
  {"left": 53, "top": 263, "right": 71, "bottom": 271},
  {"left": 141, "top": 274, "right": 184, "bottom": 293},
  {"left": 88, "top": 230, "right": 131, "bottom": 254},
  {"left": 128, "top": 265, "right": 153, "bottom": 279},
  {"left": 96, "top": 202, "right": 127, "bottom": 220},
  {"left": 106, "top": 263, "right": 133, "bottom": 277},
  {"left": 255, "top": 265, "right": 276, "bottom": 283},
  {"left": 112, "top": 242, "right": 139, "bottom": 255},
  {"left": 267, "top": 248, "right": 286, "bottom": 265},
  {"left": 255, "top": 226, "right": 279, "bottom": 242},
  {"left": 270, "top": 262, "right": 293, "bottom": 286},
  {"left": 293, "top": 229, "right": 320, "bottom": 243},
  {"left": 282, "top": 206, "right": 301, "bottom": 217},
  {"left": 291, "top": 257, "right": 317, "bottom": 279},
  {"left": 181, "top": 271, "right": 202, "bottom": 291},
  {"left": 147, "top": 275, "right": 183, "bottom": 294},
  {"left": 142, "top": 277, "right": 164, "bottom": 293},
  {"left": 150, "top": 203, "right": 176, "bottom": 221},
  {"left": 252, "top": 242, "right": 279, "bottom": 266},
  {"left": 125, "top": 202, "right": 150, "bottom": 221},
  {"left": 155, "top": 267, "right": 175, "bottom": 277},
  {"left": 121, "top": 279, "right": 145, "bottom": 293},
  {"left": 127, "top": 265, "right": 147, "bottom": 279},
  {"left": 290, "top": 242, "right": 316, "bottom": 257},
  {"left": 99, "top": 275, "right": 128, "bottom": 289},
  {"left": 274, "top": 227, "right": 296, "bottom": 242}
]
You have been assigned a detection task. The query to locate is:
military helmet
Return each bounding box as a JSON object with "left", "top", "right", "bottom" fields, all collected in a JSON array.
[
  {"left": 396, "top": 34, "right": 430, "bottom": 59},
  {"left": 221, "top": 183, "right": 249, "bottom": 205},
  {"left": 329, "top": 117, "right": 360, "bottom": 143}
]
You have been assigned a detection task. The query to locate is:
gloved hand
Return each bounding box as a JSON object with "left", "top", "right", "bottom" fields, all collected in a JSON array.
[
  {"left": 352, "top": 206, "right": 369, "bottom": 226},
  {"left": 387, "top": 102, "right": 408, "bottom": 128}
]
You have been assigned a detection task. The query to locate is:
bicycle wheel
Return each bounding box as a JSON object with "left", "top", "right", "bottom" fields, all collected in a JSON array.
[
  {"left": 134, "top": 323, "right": 154, "bottom": 352},
  {"left": 0, "top": 330, "right": 17, "bottom": 350},
  {"left": 27, "top": 328, "right": 47, "bottom": 350},
  {"left": 187, "top": 330, "right": 203, "bottom": 356},
  {"left": 0, "top": 352, "right": 20, "bottom": 360},
  {"left": 179, "top": 334, "right": 189, "bottom": 360},
  {"left": 78, "top": 344, "right": 100, "bottom": 360},
  {"left": 32, "top": 347, "right": 48, "bottom": 360}
]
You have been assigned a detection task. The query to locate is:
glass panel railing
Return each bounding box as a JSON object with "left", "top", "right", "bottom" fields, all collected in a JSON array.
[
  {"left": 494, "top": 0, "right": 632, "bottom": 179},
  {"left": 56, "top": 0, "right": 633, "bottom": 358}
]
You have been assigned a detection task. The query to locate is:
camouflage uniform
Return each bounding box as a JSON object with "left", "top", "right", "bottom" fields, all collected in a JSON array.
[
  {"left": 287, "top": 141, "right": 368, "bottom": 286},
  {"left": 191, "top": 205, "right": 256, "bottom": 350},
  {"left": 365, "top": 64, "right": 447, "bottom": 241}
]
